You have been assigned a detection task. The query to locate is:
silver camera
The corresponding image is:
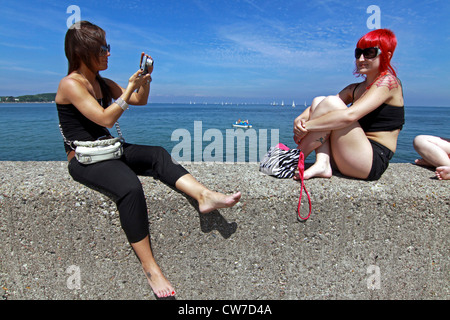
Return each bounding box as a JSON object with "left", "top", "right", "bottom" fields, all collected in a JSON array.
[{"left": 140, "top": 56, "right": 154, "bottom": 75}]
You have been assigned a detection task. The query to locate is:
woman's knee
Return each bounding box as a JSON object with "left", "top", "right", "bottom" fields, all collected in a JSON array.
[
  {"left": 312, "top": 95, "right": 346, "bottom": 115},
  {"left": 311, "top": 96, "right": 326, "bottom": 107},
  {"left": 322, "top": 95, "right": 346, "bottom": 108},
  {"left": 413, "top": 135, "right": 430, "bottom": 150},
  {"left": 124, "top": 180, "right": 145, "bottom": 200}
]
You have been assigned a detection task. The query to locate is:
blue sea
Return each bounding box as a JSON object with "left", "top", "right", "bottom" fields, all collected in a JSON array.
[{"left": 0, "top": 102, "right": 448, "bottom": 163}]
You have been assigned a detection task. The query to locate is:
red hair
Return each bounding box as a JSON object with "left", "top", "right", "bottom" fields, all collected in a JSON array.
[{"left": 355, "top": 29, "right": 397, "bottom": 77}]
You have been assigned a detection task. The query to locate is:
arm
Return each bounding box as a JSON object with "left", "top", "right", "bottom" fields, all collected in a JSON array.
[
  {"left": 304, "top": 76, "right": 400, "bottom": 132},
  {"left": 293, "top": 106, "right": 311, "bottom": 142},
  {"left": 60, "top": 69, "right": 149, "bottom": 128},
  {"left": 338, "top": 83, "right": 358, "bottom": 105},
  {"left": 294, "top": 106, "right": 311, "bottom": 124},
  {"left": 293, "top": 83, "right": 357, "bottom": 141},
  {"left": 107, "top": 78, "right": 151, "bottom": 106},
  {"left": 108, "top": 53, "right": 154, "bottom": 106}
]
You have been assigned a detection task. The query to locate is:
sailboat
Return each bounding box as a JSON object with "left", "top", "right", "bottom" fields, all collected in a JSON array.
[{"left": 292, "top": 101, "right": 296, "bottom": 108}]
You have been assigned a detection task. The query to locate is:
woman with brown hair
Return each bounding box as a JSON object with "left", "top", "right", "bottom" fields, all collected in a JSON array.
[{"left": 56, "top": 21, "right": 241, "bottom": 298}]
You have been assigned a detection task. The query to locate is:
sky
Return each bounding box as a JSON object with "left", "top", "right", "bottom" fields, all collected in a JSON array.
[{"left": 0, "top": 0, "right": 448, "bottom": 106}]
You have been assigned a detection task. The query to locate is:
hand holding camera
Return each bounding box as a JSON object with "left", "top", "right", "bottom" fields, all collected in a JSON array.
[
  {"left": 140, "top": 52, "right": 154, "bottom": 75},
  {"left": 134, "top": 52, "right": 153, "bottom": 93}
]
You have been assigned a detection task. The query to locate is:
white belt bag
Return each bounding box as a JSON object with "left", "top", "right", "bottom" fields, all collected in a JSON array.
[
  {"left": 74, "top": 138, "right": 123, "bottom": 164},
  {"left": 60, "top": 122, "right": 125, "bottom": 165}
]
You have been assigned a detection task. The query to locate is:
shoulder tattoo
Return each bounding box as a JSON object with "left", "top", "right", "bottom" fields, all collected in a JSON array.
[{"left": 375, "top": 74, "right": 399, "bottom": 91}]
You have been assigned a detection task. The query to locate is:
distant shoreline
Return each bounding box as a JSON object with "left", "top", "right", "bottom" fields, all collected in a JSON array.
[
  {"left": 0, "top": 93, "right": 56, "bottom": 103},
  {"left": 0, "top": 101, "right": 55, "bottom": 104}
]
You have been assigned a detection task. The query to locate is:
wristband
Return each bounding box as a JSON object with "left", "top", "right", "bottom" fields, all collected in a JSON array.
[{"left": 116, "top": 97, "right": 129, "bottom": 111}]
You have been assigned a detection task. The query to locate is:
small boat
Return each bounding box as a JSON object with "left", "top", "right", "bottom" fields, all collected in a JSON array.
[{"left": 232, "top": 120, "right": 252, "bottom": 128}]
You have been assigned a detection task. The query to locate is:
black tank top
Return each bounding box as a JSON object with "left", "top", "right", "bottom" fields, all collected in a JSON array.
[
  {"left": 352, "top": 83, "right": 405, "bottom": 132},
  {"left": 57, "top": 99, "right": 111, "bottom": 153}
]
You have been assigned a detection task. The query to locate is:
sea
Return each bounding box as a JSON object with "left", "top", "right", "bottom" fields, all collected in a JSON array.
[{"left": 0, "top": 102, "right": 448, "bottom": 163}]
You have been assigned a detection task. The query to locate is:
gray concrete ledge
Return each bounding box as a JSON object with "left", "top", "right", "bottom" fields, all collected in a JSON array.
[{"left": 0, "top": 161, "right": 448, "bottom": 300}]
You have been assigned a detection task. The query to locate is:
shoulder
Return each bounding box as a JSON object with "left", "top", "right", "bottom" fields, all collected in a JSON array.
[
  {"left": 343, "top": 82, "right": 360, "bottom": 91},
  {"left": 339, "top": 82, "right": 362, "bottom": 104},
  {"left": 341, "top": 82, "right": 363, "bottom": 95},
  {"left": 58, "top": 74, "right": 87, "bottom": 91},
  {"left": 373, "top": 73, "right": 401, "bottom": 91},
  {"left": 56, "top": 75, "right": 85, "bottom": 104}
]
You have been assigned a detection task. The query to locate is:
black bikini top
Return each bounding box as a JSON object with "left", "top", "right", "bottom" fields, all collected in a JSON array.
[{"left": 352, "top": 83, "right": 405, "bottom": 132}]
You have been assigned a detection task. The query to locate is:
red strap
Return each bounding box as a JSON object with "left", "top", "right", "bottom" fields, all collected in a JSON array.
[{"left": 297, "top": 151, "right": 312, "bottom": 220}]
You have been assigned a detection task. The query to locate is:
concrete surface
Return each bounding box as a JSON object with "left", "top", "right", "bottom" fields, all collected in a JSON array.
[{"left": 0, "top": 161, "right": 448, "bottom": 300}]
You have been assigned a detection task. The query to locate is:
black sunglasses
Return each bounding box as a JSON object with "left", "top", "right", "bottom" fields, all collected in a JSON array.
[
  {"left": 355, "top": 47, "right": 381, "bottom": 59},
  {"left": 100, "top": 44, "right": 110, "bottom": 56}
]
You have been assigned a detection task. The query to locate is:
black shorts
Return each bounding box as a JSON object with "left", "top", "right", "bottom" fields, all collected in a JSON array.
[{"left": 365, "top": 140, "right": 394, "bottom": 181}]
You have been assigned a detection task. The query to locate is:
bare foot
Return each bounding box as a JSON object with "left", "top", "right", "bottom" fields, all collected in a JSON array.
[
  {"left": 143, "top": 266, "right": 176, "bottom": 298},
  {"left": 415, "top": 158, "right": 433, "bottom": 167},
  {"left": 435, "top": 166, "right": 450, "bottom": 180},
  {"left": 198, "top": 191, "right": 241, "bottom": 214},
  {"left": 297, "top": 162, "right": 332, "bottom": 180}
]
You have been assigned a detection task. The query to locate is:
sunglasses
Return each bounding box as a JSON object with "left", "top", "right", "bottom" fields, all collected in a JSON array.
[
  {"left": 100, "top": 44, "right": 111, "bottom": 56},
  {"left": 355, "top": 47, "right": 381, "bottom": 59}
]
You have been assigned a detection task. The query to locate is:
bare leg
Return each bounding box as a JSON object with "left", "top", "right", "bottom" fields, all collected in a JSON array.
[
  {"left": 413, "top": 135, "right": 450, "bottom": 168},
  {"left": 132, "top": 174, "right": 240, "bottom": 298},
  {"left": 296, "top": 96, "right": 373, "bottom": 180},
  {"left": 131, "top": 236, "right": 176, "bottom": 298},
  {"left": 303, "top": 141, "right": 333, "bottom": 180},
  {"left": 175, "top": 174, "right": 241, "bottom": 213},
  {"left": 297, "top": 96, "right": 341, "bottom": 179}
]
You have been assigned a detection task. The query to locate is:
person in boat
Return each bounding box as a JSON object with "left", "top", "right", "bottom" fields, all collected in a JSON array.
[
  {"left": 293, "top": 29, "right": 404, "bottom": 181},
  {"left": 55, "top": 21, "right": 241, "bottom": 298}
]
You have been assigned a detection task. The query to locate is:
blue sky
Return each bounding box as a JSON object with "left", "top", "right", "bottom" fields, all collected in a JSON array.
[{"left": 0, "top": 0, "right": 448, "bottom": 106}]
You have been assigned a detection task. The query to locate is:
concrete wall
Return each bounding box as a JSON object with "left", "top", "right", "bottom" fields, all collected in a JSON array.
[{"left": 0, "top": 162, "right": 448, "bottom": 300}]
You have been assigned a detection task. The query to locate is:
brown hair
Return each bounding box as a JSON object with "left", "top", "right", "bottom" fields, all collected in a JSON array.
[
  {"left": 65, "top": 21, "right": 105, "bottom": 74},
  {"left": 64, "top": 21, "right": 111, "bottom": 106}
]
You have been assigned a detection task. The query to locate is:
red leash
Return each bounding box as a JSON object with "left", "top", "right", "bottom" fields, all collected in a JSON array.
[{"left": 297, "top": 151, "right": 312, "bottom": 220}]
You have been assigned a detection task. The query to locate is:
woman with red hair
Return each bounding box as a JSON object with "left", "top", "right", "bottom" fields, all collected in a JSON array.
[{"left": 293, "top": 29, "right": 404, "bottom": 180}]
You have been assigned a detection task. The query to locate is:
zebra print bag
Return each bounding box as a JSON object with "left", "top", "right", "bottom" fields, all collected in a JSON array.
[
  {"left": 259, "top": 143, "right": 300, "bottom": 178},
  {"left": 259, "top": 143, "right": 312, "bottom": 220}
]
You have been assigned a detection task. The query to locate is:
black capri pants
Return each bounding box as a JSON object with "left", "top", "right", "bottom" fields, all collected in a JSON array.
[{"left": 68, "top": 143, "right": 189, "bottom": 243}]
